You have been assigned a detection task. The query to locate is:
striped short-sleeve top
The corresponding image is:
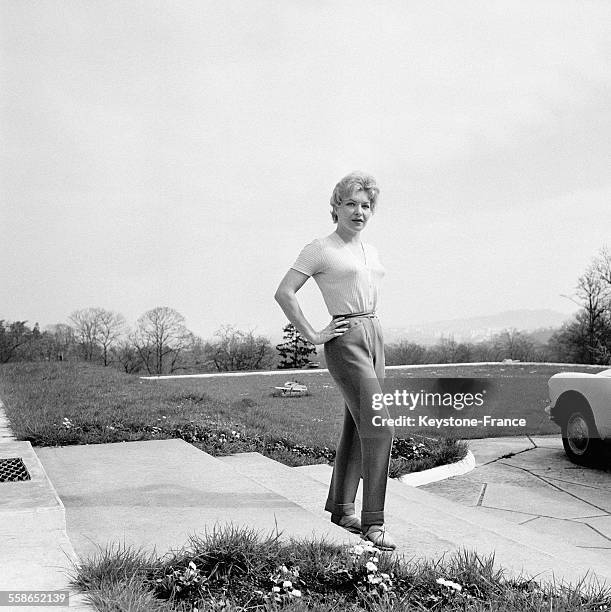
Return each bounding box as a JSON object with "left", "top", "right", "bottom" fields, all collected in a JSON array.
[{"left": 291, "top": 232, "right": 385, "bottom": 316}]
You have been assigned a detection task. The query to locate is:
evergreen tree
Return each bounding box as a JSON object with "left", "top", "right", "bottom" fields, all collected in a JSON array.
[{"left": 276, "top": 323, "right": 316, "bottom": 369}]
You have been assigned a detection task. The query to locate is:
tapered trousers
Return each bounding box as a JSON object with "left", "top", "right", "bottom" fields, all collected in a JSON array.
[{"left": 323, "top": 314, "right": 394, "bottom": 527}]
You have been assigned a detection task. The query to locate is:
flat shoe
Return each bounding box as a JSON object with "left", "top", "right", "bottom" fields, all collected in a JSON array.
[
  {"left": 361, "top": 524, "right": 396, "bottom": 550},
  {"left": 331, "top": 514, "right": 362, "bottom": 534}
]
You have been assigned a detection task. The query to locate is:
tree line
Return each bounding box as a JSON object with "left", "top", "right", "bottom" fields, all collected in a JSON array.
[
  {"left": 0, "top": 307, "right": 315, "bottom": 374},
  {"left": 1, "top": 248, "right": 609, "bottom": 372}
]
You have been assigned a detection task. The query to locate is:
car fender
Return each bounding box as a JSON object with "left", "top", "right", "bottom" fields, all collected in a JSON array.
[{"left": 548, "top": 373, "right": 611, "bottom": 440}]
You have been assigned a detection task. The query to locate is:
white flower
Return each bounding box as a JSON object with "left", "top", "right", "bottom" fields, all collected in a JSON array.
[
  {"left": 189, "top": 561, "right": 197, "bottom": 570},
  {"left": 366, "top": 561, "right": 378, "bottom": 572},
  {"left": 290, "top": 589, "right": 302, "bottom": 597},
  {"left": 350, "top": 544, "right": 365, "bottom": 556},
  {"left": 272, "top": 586, "right": 280, "bottom": 593},
  {"left": 282, "top": 580, "right": 292, "bottom": 589},
  {"left": 280, "top": 565, "right": 289, "bottom": 573},
  {"left": 436, "top": 577, "right": 462, "bottom": 591}
]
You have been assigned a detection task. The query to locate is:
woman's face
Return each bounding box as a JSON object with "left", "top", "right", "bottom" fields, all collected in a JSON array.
[{"left": 336, "top": 188, "right": 373, "bottom": 233}]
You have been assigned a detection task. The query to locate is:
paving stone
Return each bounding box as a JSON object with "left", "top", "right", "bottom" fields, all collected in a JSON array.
[
  {"left": 529, "top": 435, "right": 565, "bottom": 450},
  {"left": 469, "top": 505, "right": 537, "bottom": 524},
  {"left": 35, "top": 440, "right": 354, "bottom": 561},
  {"left": 573, "top": 515, "right": 611, "bottom": 543},
  {"left": 519, "top": 516, "right": 611, "bottom": 549},
  {"left": 466, "top": 436, "right": 534, "bottom": 465},
  {"left": 481, "top": 482, "right": 600, "bottom": 519},
  {"left": 430, "top": 461, "right": 555, "bottom": 491},
  {"left": 420, "top": 476, "right": 483, "bottom": 506},
  {"left": 219, "top": 452, "right": 344, "bottom": 517},
  {"left": 529, "top": 470, "right": 611, "bottom": 490},
  {"left": 534, "top": 479, "right": 611, "bottom": 513},
  {"left": 499, "top": 447, "right": 572, "bottom": 469}
]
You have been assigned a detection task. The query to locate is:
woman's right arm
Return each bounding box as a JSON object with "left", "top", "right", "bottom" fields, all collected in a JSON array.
[{"left": 274, "top": 269, "right": 348, "bottom": 345}]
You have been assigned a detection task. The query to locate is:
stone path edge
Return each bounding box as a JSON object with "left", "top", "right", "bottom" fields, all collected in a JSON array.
[
  {"left": 0, "top": 397, "right": 17, "bottom": 442},
  {"left": 399, "top": 449, "right": 476, "bottom": 487}
]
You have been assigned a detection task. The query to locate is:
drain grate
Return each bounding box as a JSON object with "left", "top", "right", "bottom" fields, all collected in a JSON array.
[{"left": 0, "top": 457, "right": 31, "bottom": 482}]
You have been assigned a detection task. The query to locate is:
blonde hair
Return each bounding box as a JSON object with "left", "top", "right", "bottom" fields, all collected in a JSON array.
[{"left": 329, "top": 171, "right": 379, "bottom": 223}]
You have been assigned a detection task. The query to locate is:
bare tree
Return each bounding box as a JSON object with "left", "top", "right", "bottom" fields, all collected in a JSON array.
[
  {"left": 593, "top": 246, "right": 611, "bottom": 289},
  {"left": 385, "top": 340, "right": 428, "bottom": 366},
  {"left": 133, "top": 307, "right": 193, "bottom": 374},
  {"left": 557, "top": 247, "right": 611, "bottom": 364},
  {"left": 492, "top": 328, "right": 536, "bottom": 361},
  {"left": 69, "top": 308, "right": 102, "bottom": 361},
  {"left": 429, "top": 335, "right": 473, "bottom": 363},
  {"left": 115, "top": 336, "right": 143, "bottom": 374},
  {"left": 69, "top": 307, "right": 126, "bottom": 364},
  {"left": 97, "top": 310, "right": 127, "bottom": 366},
  {"left": 575, "top": 250, "right": 611, "bottom": 363},
  {"left": 207, "top": 324, "right": 274, "bottom": 371}
]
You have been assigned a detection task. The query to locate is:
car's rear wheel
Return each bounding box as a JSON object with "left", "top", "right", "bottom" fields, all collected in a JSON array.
[{"left": 561, "top": 409, "right": 602, "bottom": 465}]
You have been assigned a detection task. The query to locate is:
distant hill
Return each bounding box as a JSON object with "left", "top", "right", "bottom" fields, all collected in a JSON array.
[{"left": 384, "top": 309, "right": 576, "bottom": 345}]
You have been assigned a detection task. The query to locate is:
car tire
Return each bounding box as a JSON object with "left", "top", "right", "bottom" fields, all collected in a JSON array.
[{"left": 561, "top": 408, "right": 602, "bottom": 465}]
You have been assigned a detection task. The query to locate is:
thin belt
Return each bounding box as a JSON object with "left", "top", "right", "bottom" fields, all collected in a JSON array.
[{"left": 332, "top": 311, "right": 376, "bottom": 319}]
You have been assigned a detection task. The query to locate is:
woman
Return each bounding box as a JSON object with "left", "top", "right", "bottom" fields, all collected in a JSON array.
[{"left": 274, "top": 171, "right": 395, "bottom": 550}]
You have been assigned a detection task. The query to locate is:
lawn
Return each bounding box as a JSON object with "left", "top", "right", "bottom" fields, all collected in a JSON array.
[
  {"left": 0, "top": 361, "right": 605, "bottom": 475},
  {"left": 140, "top": 361, "right": 606, "bottom": 439}
]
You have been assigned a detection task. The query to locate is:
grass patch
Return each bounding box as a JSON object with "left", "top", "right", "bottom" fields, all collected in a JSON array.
[
  {"left": 70, "top": 524, "right": 611, "bottom": 611},
  {"left": 0, "top": 362, "right": 466, "bottom": 477}
]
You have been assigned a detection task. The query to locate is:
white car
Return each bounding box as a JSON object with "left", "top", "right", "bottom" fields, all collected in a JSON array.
[{"left": 547, "top": 368, "right": 611, "bottom": 465}]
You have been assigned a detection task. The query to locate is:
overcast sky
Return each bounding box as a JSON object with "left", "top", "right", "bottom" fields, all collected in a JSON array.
[{"left": 2, "top": 1, "right": 610, "bottom": 340}]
